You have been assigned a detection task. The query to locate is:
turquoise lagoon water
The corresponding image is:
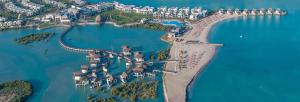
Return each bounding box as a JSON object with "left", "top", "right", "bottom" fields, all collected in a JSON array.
[
  {"left": 0, "top": 24, "right": 167, "bottom": 102},
  {"left": 0, "top": 0, "right": 300, "bottom": 102},
  {"left": 89, "top": 0, "right": 300, "bottom": 102}
]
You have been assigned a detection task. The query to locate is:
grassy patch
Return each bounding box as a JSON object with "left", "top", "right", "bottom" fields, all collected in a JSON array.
[{"left": 99, "top": 9, "right": 152, "bottom": 25}]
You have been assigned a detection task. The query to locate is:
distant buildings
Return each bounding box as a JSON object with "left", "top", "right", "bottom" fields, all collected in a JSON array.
[
  {"left": 43, "top": 0, "right": 67, "bottom": 8},
  {"left": 4, "top": 2, "right": 36, "bottom": 16},
  {"left": 113, "top": 2, "right": 208, "bottom": 20},
  {"left": 0, "top": 17, "right": 6, "bottom": 22},
  {"left": 71, "top": 0, "right": 87, "bottom": 5},
  {"left": 21, "top": 0, "right": 44, "bottom": 10},
  {"left": 0, "top": 20, "right": 23, "bottom": 29}
]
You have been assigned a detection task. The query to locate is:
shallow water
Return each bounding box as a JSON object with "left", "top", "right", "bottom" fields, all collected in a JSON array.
[
  {"left": 0, "top": 24, "right": 168, "bottom": 102},
  {"left": 88, "top": 0, "right": 300, "bottom": 102}
]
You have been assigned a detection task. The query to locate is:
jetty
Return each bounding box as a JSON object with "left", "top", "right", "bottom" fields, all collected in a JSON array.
[{"left": 58, "top": 25, "right": 122, "bottom": 57}]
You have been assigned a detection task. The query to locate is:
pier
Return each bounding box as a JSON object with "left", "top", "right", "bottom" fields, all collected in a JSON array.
[{"left": 58, "top": 25, "right": 122, "bottom": 57}]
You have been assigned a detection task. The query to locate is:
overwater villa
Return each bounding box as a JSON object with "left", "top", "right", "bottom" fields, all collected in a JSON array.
[
  {"left": 120, "top": 72, "right": 128, "bottom": 84},
  {"left": 234, "top": 8, "right": 241, "bottom": 15},
  {"left": 90, "top": 60, "right": 98, "bottom": 68},
  {"left": 226, "top": 8, "right": 233, "bottom": 15},
  {"left": 92, "top": 69, "right": 97, "bottom": 77},
  {"left": 134, "top": 51, "right": 144, "bottom": 62},
  {"left": 274, "top": 8, "right": 286, "bottom": 15},
  {"left": 106, "top": 74, "right": 114, "bottom": 87},
  {"left": 250, "top": 9, "right": 258, "bottom": 15},
  {"left": 258, "top": 8, "right": 265, "bottom": 15},
  {"left": 74, "top": 72, "right": 89, "bottom": 87},
  {"left": 218, "top": 8, "right": 225, "bottom": 14},
  {"left": 81, "top": 65, "right": 89, "bottom": 74},
  {"left": 73, "top": 72, "right": 82, "bottom": 81},
  {"left": 103, "top": 66, "right": 108, "bottom": 73},
  {"left": 126, "top": 60, "right": 133, "bottom": 68},
  {"left": 267, "top": 8, "right": 274, "bottom": 15},
  {"left": 242, "top": 9, "right": 249, "bottom": 15},
  {"left": 90, "top": 77, "right": 102, "bottom": 88},
  {"left": 122, "top": 45, "right": 131, "bottom": 56}
]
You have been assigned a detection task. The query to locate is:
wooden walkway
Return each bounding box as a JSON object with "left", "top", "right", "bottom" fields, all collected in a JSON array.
[{"left": 58, "top": 25, "right": 121, "bottom": 56}]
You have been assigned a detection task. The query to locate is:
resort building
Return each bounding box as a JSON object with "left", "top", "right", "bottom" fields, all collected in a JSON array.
[
  {"left": 84, "top": 2, "right": 114, "bottom": 13},
  {"left": 167, "top": 27, "right": 186, "bottom": 38},
  {"left": 113, "top": 2, "right": 135, "bottom": 13}
]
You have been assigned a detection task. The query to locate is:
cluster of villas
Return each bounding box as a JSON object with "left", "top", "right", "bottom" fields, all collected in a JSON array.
[
  {"left": 218, "top": 8, "right": 286, "bottom": 16},
  {"left": 3, "top": 1, "right": 41, "bottom": 16},
  {"left": 71, "top": 0, "right": 87, "bottom": 6},
  {"left": 0, "top": 20, "right": 23, "bottom": 29},
  {"left": 73, "top": 46, "right": 156, "bottom": 88},
  {"left": 38, "top": 2, "right": 114, "bottom": 24},
  {"left": 43, "top": 0, "right": 67, "bottom": 8},
  {"left": 113, "top": 2, "right": 208, "bottom": 20}
]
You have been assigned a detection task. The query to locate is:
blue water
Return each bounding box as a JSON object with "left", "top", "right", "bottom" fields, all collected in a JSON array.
[
  {"left": 1, "top": 0, "right": 300, "bottom": 102},
  {"left": 0, "top": 24, "right": 167, "bottom": 102},
  {"left": 88, "top": 0, "right": 300, "bottom": 102}
]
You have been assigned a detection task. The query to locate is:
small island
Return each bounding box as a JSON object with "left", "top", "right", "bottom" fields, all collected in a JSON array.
[
  {"left": 15, "top": 32, "right": 55, "bottom": 45},
  {"left": 0, "top": 80, "right": 33, "bottom": 102},
  {"left": 90, "top": 80, "right": 158, "bottom": 102}
]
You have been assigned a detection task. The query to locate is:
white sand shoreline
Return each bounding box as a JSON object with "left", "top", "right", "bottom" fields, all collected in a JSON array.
[{"left": 163, "top": 13, "right": 242, "bottom": 102}]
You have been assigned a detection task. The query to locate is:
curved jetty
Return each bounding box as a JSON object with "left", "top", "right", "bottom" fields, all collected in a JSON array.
[
  {"left": 163, "top": 13, "right": 243, "bottom": 102},
  {"left": 58, "top": 25, "right": 121, "bottom": 56}
]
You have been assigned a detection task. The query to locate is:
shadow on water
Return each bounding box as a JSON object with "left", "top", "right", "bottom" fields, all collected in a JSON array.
[{"left": 131, "top": 46, "right": 144, "bottom": 52}]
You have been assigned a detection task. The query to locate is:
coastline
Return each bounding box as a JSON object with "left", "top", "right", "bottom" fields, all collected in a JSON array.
[{"left": 163, "top": 13, "right": 242, "bottom": 102}]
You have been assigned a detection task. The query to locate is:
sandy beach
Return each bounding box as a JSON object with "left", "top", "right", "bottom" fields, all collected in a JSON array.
[{"left": 163, "top": 13, "right": 242, "bottom": 102}]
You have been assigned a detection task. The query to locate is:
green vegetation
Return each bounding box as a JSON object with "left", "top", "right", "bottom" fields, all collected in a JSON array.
[
  {"left": 0, "top": 80, "right": 32, "bottom": 102},
  {"left": 99, "top": 9, "right": 152, "bottom": 25},
  {"left": 15, "top": 32, "right": 55, "bottom": 45},
  {"left": 157, "top": 48, "right": 170, "bottom": 61},
  {"left": 0, "top": 4, "right": 18, "bottom": 20},
  {"left": 110, "top": 80, "right": 158, "bottom": 102},
  {"left": 92, "top": 97, "right": 117, "bottom": 102},
  {"left": 131, "top": 23, "right": 174, "bottom": 31}
]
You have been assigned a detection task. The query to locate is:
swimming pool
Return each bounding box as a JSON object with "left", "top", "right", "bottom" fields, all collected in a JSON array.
[{"left": 161, "top": 20, "right": 185, "bottom": 27}]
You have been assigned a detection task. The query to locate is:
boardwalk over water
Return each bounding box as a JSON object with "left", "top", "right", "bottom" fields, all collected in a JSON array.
[{"left": 58, "top": 25, "right": 121, "bottom": 56}]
